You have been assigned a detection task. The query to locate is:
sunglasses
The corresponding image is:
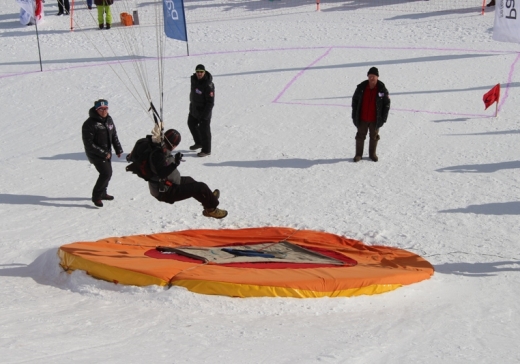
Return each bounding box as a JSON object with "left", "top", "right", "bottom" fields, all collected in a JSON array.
[
  {"left": 196, "top": 71, "right": 205, "bottom": 74},
  {"left": 98, "top": 107, "right": 108, "bottom": 111}
]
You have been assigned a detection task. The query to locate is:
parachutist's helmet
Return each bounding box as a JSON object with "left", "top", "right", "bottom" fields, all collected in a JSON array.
[{"left": 163, "top": 129, "right": 181, "bottom": 150}]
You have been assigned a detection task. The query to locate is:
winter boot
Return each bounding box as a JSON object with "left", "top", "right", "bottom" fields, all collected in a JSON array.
[
  {"left": 99, "top": 24, "right": 104, "bottom": 29},
  {"left": 102, "top": 193, "right": 114, "bottom": 200},
  {"left": 213, "top": 189, "right": 220, "bottom": 199},
  {"left": 92, "top": 199, "right": 103, "bottom": 207},
  {"left": 189, "top": 144, "right": 202, "bottom": 150},
  {"left": 369, "top": 138, "right": 379, "bottom": 162},
  {"left": 354, "top": 139, "right": 364, "bottom": 162},
  {"left": 203, "top": 207, "right": 228, "bottom": 219}
]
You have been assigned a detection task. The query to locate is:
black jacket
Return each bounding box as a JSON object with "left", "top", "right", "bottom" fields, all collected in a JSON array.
[
  {"left": 351, "top": 80, "right": 391, "bottom": 129},
  {"left": 147, "top": 149, "right": 181, "bottom": 201},
  {"left": 189, "top": 71, "right": 215, "bottom": 121},
  {"left": 82, "top": 107, "right": 123, "bottom": 163},
  {"left": 149, "top": 149, "right": 178, "bottom": 180}
]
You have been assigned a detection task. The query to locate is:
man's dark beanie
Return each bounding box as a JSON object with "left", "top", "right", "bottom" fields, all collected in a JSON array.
[
  {"left": 195, "top": 64, "right": 205, "bottom": 71},
  {"left": 367, "top": 67, "right": 379, "bottom": 77}
]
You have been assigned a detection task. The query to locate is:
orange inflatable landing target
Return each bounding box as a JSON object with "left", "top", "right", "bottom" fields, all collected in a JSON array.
[{"left": 58, "top": 227, "right": 434, "bottom": 298}]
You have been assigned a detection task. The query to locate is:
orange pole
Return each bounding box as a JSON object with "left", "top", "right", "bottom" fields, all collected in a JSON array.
[
  {"left": 481, "top": 0, "right": 485, "bottom": 15},
  {"left": 70, "top": 0, "right": 74, "bottom": 31},
  {"left": 316, "top": 0, "right": 320, "bottom": 11}
]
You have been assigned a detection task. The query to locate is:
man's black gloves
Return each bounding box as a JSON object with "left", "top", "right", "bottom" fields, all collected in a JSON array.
[{"left": 174, "top": 152, "right": 183, "bottom": 166}]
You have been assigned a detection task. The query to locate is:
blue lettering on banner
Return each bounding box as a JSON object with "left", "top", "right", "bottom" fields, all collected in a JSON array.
[
  {"left": 506, "top": 0, "right": 517, "bottom": 19},
  {"left": 165, "top": 0, "right": 178, "bottom": 20},
  {"left": 163, "top": 0, "right": 187, "bottom": 41}
]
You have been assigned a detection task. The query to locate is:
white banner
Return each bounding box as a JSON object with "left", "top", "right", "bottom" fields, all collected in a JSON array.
[
  {"left": 493, "top": 0, "right": 520, "bottom": 43},
  {"left": 16, "top": 0, "right": 34, "bottom": 16},
  {"left": 15, "top": 0, "right": 44, "bottom": 25}
]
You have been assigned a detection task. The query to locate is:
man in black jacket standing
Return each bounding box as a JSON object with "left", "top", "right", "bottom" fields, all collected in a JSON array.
[
  {"left": 187, "top": 64, "right": 215, "bottom": 157},
  {"left": 351, "top": 67, "right": 390, "bottom": 162},
  {"left": 82, "top": 99, "right": 123, "bottom": 207}
]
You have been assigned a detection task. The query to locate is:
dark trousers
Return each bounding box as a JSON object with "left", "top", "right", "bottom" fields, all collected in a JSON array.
[
  {"left": 355, "top": 121, "right": 379, "bottom": 141},
  {"left": 161, "top": 177, "right": 218, "bottom": 209},
  {"left": 187, "top": 114, "right": 212, "bottom": 154},
  {"left": 92, "top": 159, "right": 112, "bottom": 200},
  {"left": 58, "top": 0, "right": 70, "bottom": 13}
]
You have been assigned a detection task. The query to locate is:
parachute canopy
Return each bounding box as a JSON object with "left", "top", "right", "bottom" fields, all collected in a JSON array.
[{"left": 58, "top": 227, "right": 434, "bottom": 298}]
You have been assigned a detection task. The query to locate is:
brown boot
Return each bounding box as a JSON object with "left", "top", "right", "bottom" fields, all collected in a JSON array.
[
  {"left": 354, "top": 139, "right": 364, "bottom": 162},
  {"left": 203, "top": 207, "right": 228, "bottom": 219},
  {"left": 369, "top": 138, "right": 379, "bottom": 162}
]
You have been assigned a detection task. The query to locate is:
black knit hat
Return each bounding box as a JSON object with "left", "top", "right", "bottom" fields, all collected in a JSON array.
[
  {"left": 164, "top": 129, "right": 181, "bottom": 150},
  {"left": 195, "top": 64, "right": 205, "bottom": 72},
  {"left": 367, "top": 67, "right": 379, "bottom": 77}
]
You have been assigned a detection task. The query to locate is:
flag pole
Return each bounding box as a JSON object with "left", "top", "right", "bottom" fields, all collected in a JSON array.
[
  {"left": 496, "top": 85, "right": 501, "bottom": 117},
  {"left": 180, "top": 0, "right": 189, "bottom": 56},
  {"left": 34, "top": 14, "right": 43, "bottom": 71}
]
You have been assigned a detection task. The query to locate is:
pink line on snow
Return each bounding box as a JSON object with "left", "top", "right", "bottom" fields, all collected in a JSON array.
[
  {"left": 271, "top": 46, "right": 518, "bottom": 118},
  {"left": 2, "top": 45, "right": 518, "bottom": 118},
  {"left": 276, "top": 99, "right": 493, "bottom": 118},
  {"left": 272, "top": 47, "right": 333, "bottom": 103}
]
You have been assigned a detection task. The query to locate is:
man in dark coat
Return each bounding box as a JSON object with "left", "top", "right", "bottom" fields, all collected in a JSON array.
[
  {"left": 146, "top": 129, "right": 227, "bottom": 219},
  {"left": 56, "top": 0, "right": 70, "bottom": 16},
  {"left": 187, "top": 64, "right": 215, "bottom": 157},
  {"left": 82, "top": 99, "right": 123, "bottom": 207},
  {"left": 351, "top": 67, "right": 391, "bottom": 162}
]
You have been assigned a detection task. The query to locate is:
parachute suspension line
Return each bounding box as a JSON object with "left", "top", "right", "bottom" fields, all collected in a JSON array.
[
  {"left": 73, "top": 0, "right": 169, "bottom": 126},
  {"left": 112, "top": 0, "right": 166, "bottom": 125},
  {"left": 149, "top": 101, "right": 163, "bottom": 130},
  {"left": 154, "top": 0, "right": 166, "bottom": 124},
  {"left": 113, "top": 0, "right": 155, "bottom": 113},
  {"left": 71, "top": 12, "right": 152, "bottom": 119}
]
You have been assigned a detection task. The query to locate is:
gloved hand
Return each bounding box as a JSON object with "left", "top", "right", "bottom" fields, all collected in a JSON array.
[{"left": 174, "top": 152, "right": 183, "bottom": 166}]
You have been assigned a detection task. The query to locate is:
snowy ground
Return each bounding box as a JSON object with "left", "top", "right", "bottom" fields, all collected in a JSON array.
[{"left": 1, "top": 0, "right": 520, "bottom": 363}]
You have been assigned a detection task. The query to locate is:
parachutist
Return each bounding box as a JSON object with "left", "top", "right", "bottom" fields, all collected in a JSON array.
[{"left": 126, "top": 129, "right": 227, "bottom": 219}]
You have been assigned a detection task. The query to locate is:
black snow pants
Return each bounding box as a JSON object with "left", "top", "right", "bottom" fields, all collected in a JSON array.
[
  {"left": 187, "top": 114, "right": 212, "bottom": 154},
  {"left": 158, "top": 176, "right": 218, "bottom": 210},
  {"left": 91, "top": 159, "right": 112, "bottom": 200}
]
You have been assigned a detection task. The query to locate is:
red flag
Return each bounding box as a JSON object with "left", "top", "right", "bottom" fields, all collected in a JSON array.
[
  {"left": 483, "top": 84, "right": 500, "bottom": 110},
  {"left": 35, "top": 0, "right": 42, "bottom": 19}
]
